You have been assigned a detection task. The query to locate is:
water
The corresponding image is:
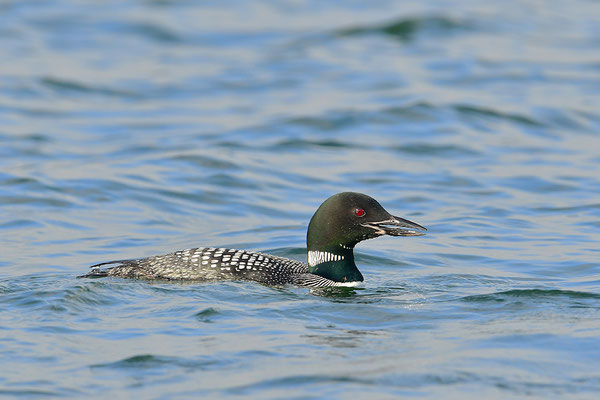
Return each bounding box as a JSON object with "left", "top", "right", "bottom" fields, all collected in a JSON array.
[{"left": 1, "top": 0, "right": 599, "bottom": 398}]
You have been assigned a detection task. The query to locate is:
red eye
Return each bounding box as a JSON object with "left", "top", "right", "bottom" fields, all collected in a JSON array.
[{"left": 354, "top": 208, "right": 365, "bottom": 217}]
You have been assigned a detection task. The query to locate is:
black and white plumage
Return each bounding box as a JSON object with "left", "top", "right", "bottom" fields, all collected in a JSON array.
[
  {"left": 81, "top": 192, "right": 426, "bottom": 287},
  {"left": 86, "top": 247, "right": 346, "bottom": 287}
]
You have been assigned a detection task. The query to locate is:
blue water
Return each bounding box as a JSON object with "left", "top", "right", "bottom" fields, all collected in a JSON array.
[{"left": 1, "top": 0, "right": 600, "bottom": 398}]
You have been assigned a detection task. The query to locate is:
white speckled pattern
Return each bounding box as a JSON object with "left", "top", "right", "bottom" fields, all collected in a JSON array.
[{"left": 96, "top": 247, "right": 356, "bottom": 287}]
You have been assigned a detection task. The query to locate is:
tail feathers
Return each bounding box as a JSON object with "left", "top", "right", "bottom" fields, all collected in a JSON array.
[
  {"left": 78, "top": 259, "right": 137, "bottom": 278},
  {"left": 89, "top": 259, "right": 137, "bottom": 269}
]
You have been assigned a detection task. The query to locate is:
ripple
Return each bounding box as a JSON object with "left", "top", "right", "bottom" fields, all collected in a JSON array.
[
  {"left": 230, "top": 374, "right": 372, "bottom": 395},
  {"left": 336, "top": 15, "right": 472, "bottom": 41},
  {"left": 0, "top": 276, "right": 121, "bottom": 316},
  {"left": 285, "top": 112, "right": 364, "bottom": 131},
  {"left": 40, "top": 77, "right": 139, "bottom": 99},
  {"left": 169, "top": 154, "right": 240, "bottom": 170},
  {"left": 0, "top": 219, "right": 43, "bottom": 230},
  {"left": 269, "top": 138, "right": 355, "bottom": 150},
  {"left": 500, "top": 176, "right": 576, "bottom": 193},
  {"left": 392, "top": 143, "right": 480, "bottom": 157},
  {"left": 0, "top": 195, "right": 72, "bottom": 208},
  {"left": 115, "top": 22, "right": 184, "bottom": 44},
  {"left": 462, "top": 289, "right": 600, "bottom": 302},
  {"left": 453, "top": 104, "right": 544, "bottom": 127},
  {"left": 91, "top": 354, "right": 221, "bottom": 370},
  {"left": 0, "top": 388, "right": 66, "bottom": 397},
  {"left": 382, "top": 102, "right": 439, "bottom": 122},
  {"left": 194, "top": 307, "right": 221, "bottom": 323}
]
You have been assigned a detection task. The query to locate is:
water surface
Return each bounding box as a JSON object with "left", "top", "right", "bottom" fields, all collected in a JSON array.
[{"left": 1, "top": 0, "right": 599, "bottom": 398}]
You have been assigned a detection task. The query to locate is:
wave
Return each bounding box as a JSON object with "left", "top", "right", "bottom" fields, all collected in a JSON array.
[{"left": 462, "top": 289, "right": 600, "bottom": 302}]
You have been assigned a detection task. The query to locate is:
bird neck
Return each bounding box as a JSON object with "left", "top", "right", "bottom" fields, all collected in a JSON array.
[{"left": 306, "top": 245, "right": 363, "bottom": 283}]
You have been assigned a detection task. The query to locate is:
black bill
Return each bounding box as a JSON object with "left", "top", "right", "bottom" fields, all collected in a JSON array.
[{"left": 361, "top": 216, "right": 427, "bottom": 237}]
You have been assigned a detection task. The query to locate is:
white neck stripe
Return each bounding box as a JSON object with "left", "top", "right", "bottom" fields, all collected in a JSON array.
[{"left": 308, "top": 250, "right": 344, "bottom": 267}]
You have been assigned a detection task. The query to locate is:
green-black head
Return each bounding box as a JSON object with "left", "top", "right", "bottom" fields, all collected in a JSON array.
[{"left": 306, "top": 192, "right": 426, "bottom": 282}]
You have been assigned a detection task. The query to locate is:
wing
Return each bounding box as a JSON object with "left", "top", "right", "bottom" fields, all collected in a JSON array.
[{"left": 81, "top": 247, "right": 309, "bottom": 284}]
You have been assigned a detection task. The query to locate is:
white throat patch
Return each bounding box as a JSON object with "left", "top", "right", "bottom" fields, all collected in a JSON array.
[{"left": 308, "top": 250, "right": 344, "bottom": 267}]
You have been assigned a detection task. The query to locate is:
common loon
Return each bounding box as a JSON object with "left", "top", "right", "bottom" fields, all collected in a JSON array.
[{"left": 81, "top": 192, "right": 426, "bottom": 287}]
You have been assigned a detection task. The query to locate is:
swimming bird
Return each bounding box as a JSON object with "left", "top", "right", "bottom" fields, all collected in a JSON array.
[{"left": 80, "top": 192, "right": 426, "bottom": 287}]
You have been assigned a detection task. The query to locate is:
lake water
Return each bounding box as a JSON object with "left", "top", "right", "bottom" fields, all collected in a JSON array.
[{"left": 1, "top": 0, "right": 599, "bottom": 398}]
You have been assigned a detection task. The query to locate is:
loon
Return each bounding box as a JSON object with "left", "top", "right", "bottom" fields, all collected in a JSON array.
[{"left": 80, "top": 192, "right": 426, "bottom": 287}]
